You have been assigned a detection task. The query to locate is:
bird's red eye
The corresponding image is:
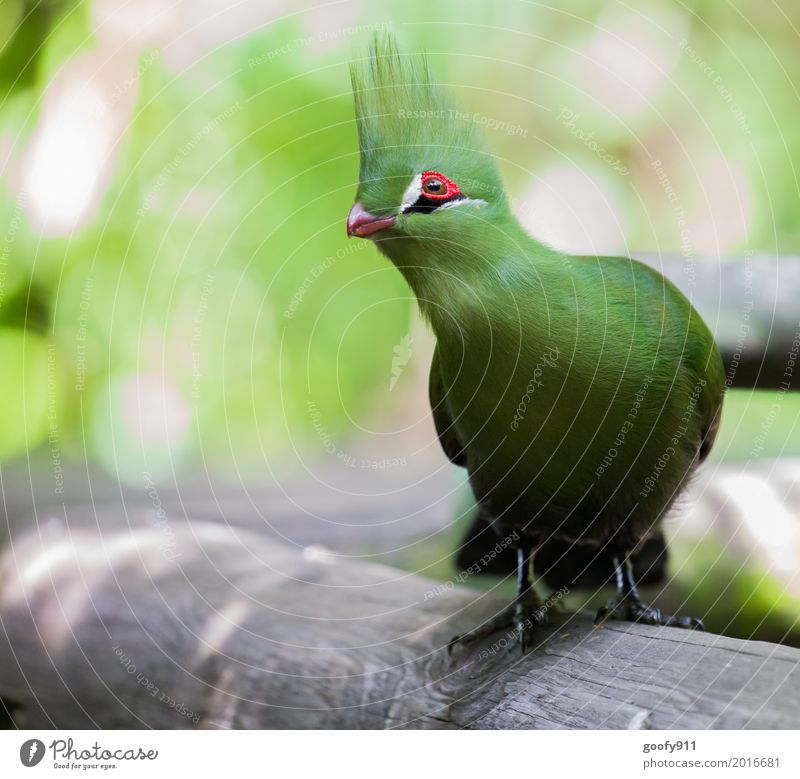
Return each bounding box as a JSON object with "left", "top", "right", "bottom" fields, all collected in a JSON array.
[{"left": 421, "top": 171, "right": 459, "bottom": 200}]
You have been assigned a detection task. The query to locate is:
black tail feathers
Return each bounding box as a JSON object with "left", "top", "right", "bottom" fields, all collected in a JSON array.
[{"left": 455, "top": 511, "right": 668, "bottom": 590}]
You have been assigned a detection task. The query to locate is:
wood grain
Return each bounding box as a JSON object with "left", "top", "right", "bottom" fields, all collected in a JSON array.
[{"left": 1, "top": 517, "right": 797, "bottom": 729}]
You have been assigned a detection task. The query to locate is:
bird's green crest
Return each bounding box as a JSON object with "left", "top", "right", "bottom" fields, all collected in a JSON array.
[{"left": 350, "top": 34, "right": 504, "bottom": 214}]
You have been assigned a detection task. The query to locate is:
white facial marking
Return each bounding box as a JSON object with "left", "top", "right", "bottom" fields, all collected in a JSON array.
[
  {"left": 400, "top": 174, "right": 422, "bottom": 213},
  {"left": 439, "top": 197, "right": 488, "bottom": 210}
]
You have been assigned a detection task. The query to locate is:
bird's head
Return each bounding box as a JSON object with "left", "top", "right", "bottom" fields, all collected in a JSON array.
[{"left": 347, "top": 35, "right": 509, "bottom": 262}]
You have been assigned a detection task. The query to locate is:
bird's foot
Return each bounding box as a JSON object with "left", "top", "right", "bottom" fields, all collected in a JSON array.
[
  {"left": 448, "top": 591, "right": 547, "bottom": 656},
  {"left": 595, "top": 594, "right": 703, "bottom": 631},
  {"left": 514, "top": 596, "right": 548, "bottom": 654}
]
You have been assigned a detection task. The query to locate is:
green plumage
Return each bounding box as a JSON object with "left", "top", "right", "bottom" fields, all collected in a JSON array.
[{"left": 349, "top": 36, "right": 725, "bottom": 632}]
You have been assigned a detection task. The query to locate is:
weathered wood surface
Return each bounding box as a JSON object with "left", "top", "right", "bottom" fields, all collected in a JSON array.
[
  {"left": 1, "top": 515, "right": 798, "bottom": 729},
  {"left": 0, "top": 443, "right": 461, "bottom": 562}
]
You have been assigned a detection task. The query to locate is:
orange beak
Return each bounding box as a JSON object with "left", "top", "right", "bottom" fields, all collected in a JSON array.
[{"left": 347, "top": 202, "right": 396, "bottom": 238}]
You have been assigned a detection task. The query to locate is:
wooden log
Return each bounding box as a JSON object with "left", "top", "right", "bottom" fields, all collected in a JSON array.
[
  {"left": 1, "top": 516, "right": 798, "bottom": 729},
  {"left": 0, "top": 439, "right": 461, "bottom": 561},
  {"left": 635, "top": 253, "right": 800, "bottom": 391}
]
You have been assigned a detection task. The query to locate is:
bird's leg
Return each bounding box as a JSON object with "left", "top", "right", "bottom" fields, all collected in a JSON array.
[
  {"left": 448, "top": 539, "right": 546, "bottom": 655},
  {"left": 595, "top": 554, "right": 704, "bottom": 630},
  {"left": 512, "top": 544, "right": 547, "bottom": 652}
]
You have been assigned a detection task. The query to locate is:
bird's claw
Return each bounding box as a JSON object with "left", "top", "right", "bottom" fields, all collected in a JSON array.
[
  {"left": 448, "top": 599, "right": 547, "bottom": 656},
  {"left": 664, "top": 614, "right": 705, "bottom": 630},
  {"left": 447, "top": 613, "right": 511, "bottom": 657},
  {"left": 595, "top": 595, "right": 704, "bottom": 631},
  {"left": 514, "top": 603, "right": 547, "bottom": 654}
]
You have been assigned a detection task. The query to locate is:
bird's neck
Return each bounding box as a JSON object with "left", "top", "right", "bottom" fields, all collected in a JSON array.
[{"left": 377, "top": 214, "right": 560, "bottom": 338}]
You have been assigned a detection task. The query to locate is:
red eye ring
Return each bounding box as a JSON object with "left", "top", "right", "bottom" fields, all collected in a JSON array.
[{"left": 421, "top": 170, "right": 460, "bottom": 200}]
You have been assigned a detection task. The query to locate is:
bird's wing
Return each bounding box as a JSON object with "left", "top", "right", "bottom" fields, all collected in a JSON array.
[
  {"left": 429, "top": 346, "right": 467, "bottom": 468},
  {"left": 607, "top": 254, "right": 726, "bottom": 466}
]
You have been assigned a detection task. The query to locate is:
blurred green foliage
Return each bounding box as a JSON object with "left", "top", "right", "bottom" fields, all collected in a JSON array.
[{"left": 1, "top": 4, "right": 417, "bottom": 480}]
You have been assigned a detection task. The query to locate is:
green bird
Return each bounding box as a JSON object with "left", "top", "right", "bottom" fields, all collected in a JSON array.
[{"left": 346, "top": 36, "right": 725, "bottom": 650}]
